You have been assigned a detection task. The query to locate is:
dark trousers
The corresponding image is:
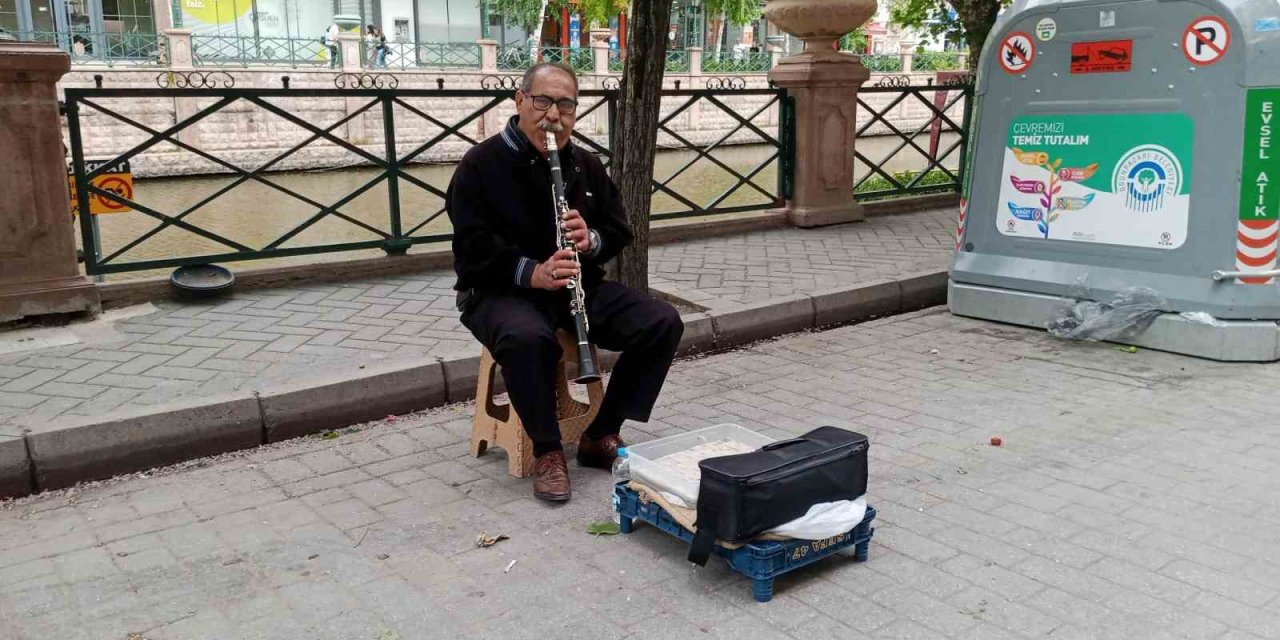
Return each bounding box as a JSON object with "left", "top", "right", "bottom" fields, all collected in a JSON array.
[{"left": 461, "top": 281, "right": 684, "bottom": 456}]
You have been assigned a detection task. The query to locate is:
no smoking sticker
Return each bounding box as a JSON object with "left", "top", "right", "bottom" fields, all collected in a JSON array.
[
  {"left": 1000, "top": 32, "right": 1035, "bottom": 74},
  {"left": 1183, "top": 16, "right": 1230, "bottom": 66}
]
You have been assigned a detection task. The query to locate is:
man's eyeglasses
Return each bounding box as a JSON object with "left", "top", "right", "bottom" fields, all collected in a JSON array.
[{"left": 528, "top": 94, "right": 578, "bottom": 115}]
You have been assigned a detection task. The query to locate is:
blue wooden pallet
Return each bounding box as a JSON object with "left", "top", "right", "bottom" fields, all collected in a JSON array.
[{"left": 613, "top": 484, "right": 876, "bottom": 602}]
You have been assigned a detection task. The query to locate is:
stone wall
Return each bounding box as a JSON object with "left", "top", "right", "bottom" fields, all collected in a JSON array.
[{"left": 58, "top": 69, "right": 968, "bottom": 179}]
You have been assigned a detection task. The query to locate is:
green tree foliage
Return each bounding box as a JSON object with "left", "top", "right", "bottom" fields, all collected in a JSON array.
[
  {"left": 489, "top": 0, "right": 626, "bottom": 45},
  {"left": 579, "top": 0, "right": 629, "bottom": 27},
  {"left": 490, "top": 0, "right": 567, "bottom": 31},
  {"left": 888, "top": 0, "right": 1011, "bottom": 68},
  {"left": 841, "top": 27, "right": 869, "bottom": 52},
  {"left": 703, "top": 0, "right": 761, "bottom": 26}
]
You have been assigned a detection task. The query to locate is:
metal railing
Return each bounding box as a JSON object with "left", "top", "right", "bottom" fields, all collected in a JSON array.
[
  {"left": 648, "top": 81, "right": 793, "bottom": 221},
  {"left": 665, "top": 49, "right": 690, "bottom": 73},
  {"left": 498, "top": 45, "right": 593, "bottom": 72},
  {"left": 859, "top": 54, "right": 903, "bottom": 73},
  {"left": 377, "top": 41, "right": 482, "bottom": 69},
  {"left": 14, "top": 30, "right": 162, "bottom": 65},
  {"left": 65, "top": 73, "right": 793, "bottom": 275},
  {"left": 191, "top": 34, "right": 332, "bottom": 68},
  {"left": 912, "top": 51, "right": 966, "bottom": 72},
  {"left": 701, "top": 51, "right": 770, "bottom": 73},
  {"left": 538, "top": 46, "right": 594, "bottom": 73},
  {"left": 854, "top": 75, "right": 975, "bottom": 201}
]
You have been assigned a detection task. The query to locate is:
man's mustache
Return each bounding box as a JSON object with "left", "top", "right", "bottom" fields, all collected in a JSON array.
[{"left": 538, "top": 121, "right": 565, "bottom": 133}]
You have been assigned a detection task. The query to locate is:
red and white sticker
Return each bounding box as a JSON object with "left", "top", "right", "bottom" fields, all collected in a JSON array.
[
  {"left": 1236, "top": 219, "right": 1278, "bottom": 284},
  {"left": 999, "top": 32, "right": 1035, "bottom": 74},
  {"left": 1182, "top": 16, "right": 1230, "bottom": 66}
]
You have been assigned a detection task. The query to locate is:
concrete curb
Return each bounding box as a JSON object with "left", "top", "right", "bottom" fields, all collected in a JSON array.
[
  {"left": 0, "top": 436, "right": 31, "bottom": 497},
  {"left": 26, "top": 392, "right": 263, "bottom": 491},
  {"left": 4, "top": 269, "right": 948, "bottom": 498},
  {"left": 259, "top": 360, "right": 448, "bottom": 443}
]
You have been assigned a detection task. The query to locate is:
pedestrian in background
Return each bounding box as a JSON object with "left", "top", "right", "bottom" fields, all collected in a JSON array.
[{"left": 324, "top": 22, "right": 340, "bottom": 69}]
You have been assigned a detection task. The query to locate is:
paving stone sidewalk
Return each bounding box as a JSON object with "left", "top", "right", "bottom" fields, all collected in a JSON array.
[
  {"left": 0, "top": 208, "right": 953, "bottom": 432},
  {"left": 2, "top": 308, "right": 1278, "bottom": 639}
]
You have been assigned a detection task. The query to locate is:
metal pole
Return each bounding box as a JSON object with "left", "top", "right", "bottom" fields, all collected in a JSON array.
[
  {"left": 90, "top": 214, "right": 104, "bottom": 283},
  {"left": 66, "top": 98, "right": 100, "bottom": 277},
  {"left": 381, "top": 95, "right": 410, "bottom": 255},
  {"left": 955, "top": 83, "right": 975, "bottom": 197},
  {"left": 607, "top": 92, "right": 617, "bottom": 169}
]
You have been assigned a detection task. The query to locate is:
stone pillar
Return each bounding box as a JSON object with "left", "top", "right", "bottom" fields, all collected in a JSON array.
[
  {"left": 478, "top": 39, "right": 498, "bottom": 72},
  {"left": 0, "top": 44, "right": 99, "bottom": 322},
  {"left": 337, "top": 32, "right": 361, "bottom": 73},
  {"left": 155, "top": 0, "right": 175, "bottom": 31},
  {"left": 592, "top": 39, "right": 609, "bottom": 75},
  {"left": 164, "top": 29, "right": 194, "bottom": 71},
  {"left": 899, "top": 40, "right": 915, "bottom": 73},
  {"left": 770, "top": 45, "right": 783, "bottom": 69},
  {"left": 766, "top": 0, "right": 877, "bottom": 228},
  {"left": 160, "top": 31, "right": 200, "bottom": 146},
  {"left": 688, "top": 46, "right": 703, "bottom": 75}
]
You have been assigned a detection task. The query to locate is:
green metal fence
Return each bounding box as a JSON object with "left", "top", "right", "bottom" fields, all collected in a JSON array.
[
  {"left": 664, "top": 49, "right": 690, "bottom": 73},
  {"left": 854, "top": 75, "right": 975, "bottom": 201},
  {"left": 859, "top": 54, "right": 903, "bottom": 73},
  {"left": 65, "top": 74, "right": 793, "bottom": 275},
  {"left": 498, "top": 45, "right": 593, "bottom": 72},
  {"left": 191, "top": 34, "right": 332, "bottom": 68},
  {"left": 14, "top": 31, "right": 162, "bottom": 66},
  {"left": 701, "top": 51, "right": 770, "bottom": 73},
  {"left": 912, "top": 51, "right": 965, "bottom": 72},
  {"left": 378, "top": 41, "right": 482, "bottom": 69}
]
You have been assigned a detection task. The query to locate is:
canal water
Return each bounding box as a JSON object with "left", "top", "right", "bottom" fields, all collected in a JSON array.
[{"left": 78, "top": 135, "right": 959, "bottom": 281}]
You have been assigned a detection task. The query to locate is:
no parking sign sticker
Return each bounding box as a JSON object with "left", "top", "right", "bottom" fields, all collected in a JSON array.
[{"left": 1183, "top": 16, "right": 1231, "bottom": 66}]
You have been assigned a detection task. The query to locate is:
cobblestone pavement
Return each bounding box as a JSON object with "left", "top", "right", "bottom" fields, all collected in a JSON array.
[
  {"left": 0, "top": 208, "right": 952, "bottom": 431},
  {"left": 3, "top": 307, "right": 1278, "bottom": 639}
]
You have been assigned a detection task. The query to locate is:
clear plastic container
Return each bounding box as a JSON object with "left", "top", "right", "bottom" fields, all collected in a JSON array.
[{"left": 626, "top": 424, "right": 774, "bottom": 506}]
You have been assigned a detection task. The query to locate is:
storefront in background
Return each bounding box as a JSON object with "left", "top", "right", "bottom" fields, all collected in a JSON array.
[
  {"left": 175, "top": 0, "right": 480, "bottom": 45},
  {"left": 1, "top": 0, "right": 158, "bottom": 59}
]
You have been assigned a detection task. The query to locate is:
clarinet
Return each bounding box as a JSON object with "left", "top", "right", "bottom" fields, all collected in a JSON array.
[{"left": 545, "top": 131, "right": 601, "bottom": 384}]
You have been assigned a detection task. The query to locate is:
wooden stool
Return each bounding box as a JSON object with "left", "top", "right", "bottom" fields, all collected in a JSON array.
[{"left": 470, "top": 330, "right": 605, "bottom": 477}]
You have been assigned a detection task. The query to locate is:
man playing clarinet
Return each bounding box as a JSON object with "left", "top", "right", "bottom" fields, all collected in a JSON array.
[{"left": 446, "top": 63, "right": 684, "bottom": 503}]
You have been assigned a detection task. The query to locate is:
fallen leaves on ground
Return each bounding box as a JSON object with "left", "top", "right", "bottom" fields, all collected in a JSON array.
[
  {"left": 476, "top": 532, "right": 509, "bottom": 548},
  {"left": 587, "top": 521, "right": 621, "bottom": 536}
]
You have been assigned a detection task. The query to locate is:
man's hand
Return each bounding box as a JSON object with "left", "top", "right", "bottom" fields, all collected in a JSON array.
[
  {"left": 561, "top": 209, "right": 590, "bottom": 253},
  {"left": 531, "top": 249, "right": 580, "bottom": 290}
]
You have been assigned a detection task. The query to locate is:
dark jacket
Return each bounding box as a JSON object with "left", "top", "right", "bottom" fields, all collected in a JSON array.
[{"left": 446, "top": 116, "right": 633, "bottom": 296}]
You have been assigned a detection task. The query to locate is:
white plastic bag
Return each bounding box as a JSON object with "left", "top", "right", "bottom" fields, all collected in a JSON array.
[
  {"left": 765, "top": 496, "right": 868, "bottom": 540},
  {"left": 1047, "top": 287, "right": 1166, "bottom": 342}
]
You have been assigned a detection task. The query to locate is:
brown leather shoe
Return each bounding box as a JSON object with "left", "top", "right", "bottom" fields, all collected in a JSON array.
[
  {"left": 577, "top": 434, "right": 626, "bottom": 470},
  {"left": 532, "top": 451, "right": 571, "bottom": 502}
]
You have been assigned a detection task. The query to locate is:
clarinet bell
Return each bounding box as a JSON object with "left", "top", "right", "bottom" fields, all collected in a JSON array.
[{"left": 574, "top": 342, "right": 601, "bottom": 384}]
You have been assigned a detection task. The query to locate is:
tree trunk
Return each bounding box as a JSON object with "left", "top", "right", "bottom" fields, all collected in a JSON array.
[
  {"left": 611, "top": 0, "right": 670, "bottom": 293},
  {"left": 532, "top": 0, "right": 550, "bottom": 59},
  {"left": 951, "top": 0, "right": 1001, "bottom": 72},
  {"left": 716, "top": 11, "right": 727, "bottom": 55}
]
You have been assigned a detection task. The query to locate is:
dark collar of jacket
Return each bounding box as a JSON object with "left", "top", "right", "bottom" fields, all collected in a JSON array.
[{"left": 499, "top": 115, "right": 579, "bottom": 171}]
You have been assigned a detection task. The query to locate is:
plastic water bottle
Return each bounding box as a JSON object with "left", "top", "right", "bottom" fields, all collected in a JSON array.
[
  {"left": 612, "top": 447, "right": 630, "bottom": 485},
  {"left": 612, "top": 447, "right": 630, "bottom": 525}
]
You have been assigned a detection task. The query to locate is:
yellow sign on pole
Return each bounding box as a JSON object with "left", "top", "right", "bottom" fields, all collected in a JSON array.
[{"left": 69, "top": 159, "right": 134, "bottom": 215}]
